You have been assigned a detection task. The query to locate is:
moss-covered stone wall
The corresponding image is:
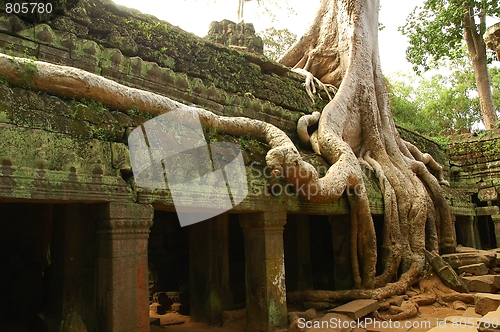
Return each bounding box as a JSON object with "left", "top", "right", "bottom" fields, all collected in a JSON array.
[
  {"left": 0, "top": 0, "right": 353, "bottom": 213},
  {"left": 444, "top": 130, "right": 500, "bottom": 217},
  {"left": 0, "top": 0, "right": 487, "bottom": 217},
  {"left": 0, "top": 0, "right": 330, "bottom": 142}
]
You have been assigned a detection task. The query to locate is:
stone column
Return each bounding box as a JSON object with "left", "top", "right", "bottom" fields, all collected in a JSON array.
[
  {"left": 491, "top": 215, "right": 500, "bottom": 248},
  {"left": 451, "top": 215, "right": 457, "bottom": 246},
  {"left": 239, "top": 210, "right": 288, "bottom": 332},
  {"left": 189, "top": 214, "right": 233, "bottom": 324},
  {"left": 97, "top": 203, "right": 154, "bottom": 332},
  {"left": 455, "top": 215, "right": 480, "bottom": 249},
  {"left": 472, "top": 216, "right": 482, "bottom": 249},
  {"left": 329, "top": 215, "right": 353, "bottom": 290}
]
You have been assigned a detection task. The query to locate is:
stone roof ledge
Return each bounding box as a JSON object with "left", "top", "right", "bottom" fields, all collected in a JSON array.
[{"left": 485, "top": 22, "right": 500, "bottom": 61}]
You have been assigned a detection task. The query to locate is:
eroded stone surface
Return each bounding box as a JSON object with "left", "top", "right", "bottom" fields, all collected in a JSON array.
[
  {"left": 459, "top": 263, "right": 489, "bottom": 276},
  {"left": 478, "top": 308, "right": 500, "bottom": 331},
  {"left": 475, "top": 293, "right": 500, "bottom": 316},
  {"left": 442, "top": 252, "right": 494, "bottom": 270},
  {"left": 330, "top": 299, "right": 379, "bottom": 320},
  {"left": 462, "top": 275, "right": 500, "bottom": 293}
]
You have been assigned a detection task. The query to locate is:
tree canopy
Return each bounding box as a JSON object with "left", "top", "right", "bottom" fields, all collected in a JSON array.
[
  {"left": 388, "top": 63, "right": 500, "bottom": 137},
  {"left": 400, "top": 0, "right": 500, "bottom": 129},
  {"left": 400, "top": 0, "right": 500, "bottom": 72},
  {"left": 259, "top": 27, "right": 297, "bottom": 61}
]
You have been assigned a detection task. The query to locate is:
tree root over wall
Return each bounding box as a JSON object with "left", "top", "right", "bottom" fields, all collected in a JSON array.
[{"left": 0, "top": 0, "right": 454, "bottom": 301}]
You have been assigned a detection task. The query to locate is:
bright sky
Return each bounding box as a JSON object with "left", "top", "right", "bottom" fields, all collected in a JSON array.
[{"left": 111, "top": 0, "right": 498, "bottom": 75}]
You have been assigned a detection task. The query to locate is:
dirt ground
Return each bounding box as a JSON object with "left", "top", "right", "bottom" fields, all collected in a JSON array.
[{"left": 150, "top": 303, "right": 480, "bottom": 332}]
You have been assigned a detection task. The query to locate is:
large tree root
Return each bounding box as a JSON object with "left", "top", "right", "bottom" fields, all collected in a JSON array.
[
  {"left": 282, "top": 0, "right": 455, "bottom": 303},
  {"left": 375, "top": 300, "right": 419, "bottom": 321},
  {"left": 0, "top": 54, "right": 371, "bottom": 205},
  {"left": 291, "top": 68, "right": 337, "bottom": 102},
  {"left": 0, "top": 0, "right": 455, "bottom": 303}
]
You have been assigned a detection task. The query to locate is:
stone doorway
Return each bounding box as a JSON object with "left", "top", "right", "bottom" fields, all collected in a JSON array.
[
  {"left": 148, "top": 211, "right": 190, "bottom": 316},
  {"left": 0, "top": 203, "right": 98, "bottom": 332}
]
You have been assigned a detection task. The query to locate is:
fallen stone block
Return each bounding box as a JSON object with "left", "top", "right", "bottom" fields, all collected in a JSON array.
[
  {"left": 478, "top": 308, "right": 500, "bottom": 331},
  {"left": 462, "top": 275, "right": 500, "bottom": 293},
  {"left": 329, "top": 299, "right": 379, "bottom": 320},
  {"left": 487, "top": 250, "right": 500, "bottom": 265},
  {"left": 426, "top": 250, "right": 469, "bottom": 293},
  {"left": 475, "top": 293, "right": 500, "bottom": 316},
  {"left": 459, "top": 263, "right": 489, "bottom": 276},
  {"left": 442, "top": 252, "right": 495, "bottom": 269}
]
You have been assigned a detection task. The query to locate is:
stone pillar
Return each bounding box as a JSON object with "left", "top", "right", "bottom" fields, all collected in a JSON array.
[
  {"left": 189, "top": 214, "right": 233, "bottom": 324},
  {"left": 491, "top": 215, "right": 500, "bottom": 248},
  {"left": 239, "top": 210, "right": 288, "bottom": 332},
  {"left": 97, "top": 203, "right": 153, "bottom": 332},
  {"left": 451, "top": 215, "right": 457, "bottom": 246},
  {"left": 456, "top": 215, "right": 480, "bottom": 249},
  {"left": 329, "top": 215, "right": 353, "bottom": 290},
  {"left": 472, "top": 216, "right": 482, "bottom": 249}
]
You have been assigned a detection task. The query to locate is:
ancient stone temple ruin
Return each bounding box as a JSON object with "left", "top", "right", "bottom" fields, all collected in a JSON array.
[
  {"left": 1, "top": 1, "right": 500, "bottom": 332},
  {"left": 486, "top": 22, "right": 500, "bottom": 62}
]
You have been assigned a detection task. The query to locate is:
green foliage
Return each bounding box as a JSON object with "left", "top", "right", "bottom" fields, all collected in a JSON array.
[
  {"left": 259, "top": 27, "right": 297, "bottom": 61},
  {"left": 491, "top": 66, "right": 500, "bottom": 109},
  {"left": 387, "top": 64, "right": 493, "bottom": 136},
  {"left": 399, "top": 0, "right": 500, "bottom": 72}
]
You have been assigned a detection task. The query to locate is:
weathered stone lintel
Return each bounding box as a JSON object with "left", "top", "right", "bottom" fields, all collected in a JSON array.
[
  {"left": 138, "top": 190, "right": 352, "bottom": 215},
  {"left": 97, "top": 202, "right": 153, "bottom": 233},
  {"left": 0, "top": 164, "right": 133, "bottom": 203},
  {"left": 476, "top": 206, "right": 500, "bottom": 216}
]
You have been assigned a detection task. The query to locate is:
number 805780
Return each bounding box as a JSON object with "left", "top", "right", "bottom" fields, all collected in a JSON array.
[{"left": 5, "top": 2, "right": 53, "bottom": 14}]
